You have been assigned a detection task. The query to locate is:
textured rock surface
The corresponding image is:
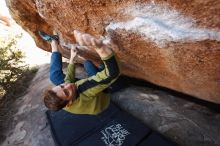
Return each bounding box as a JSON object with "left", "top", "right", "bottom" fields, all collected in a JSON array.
[
  {"left": 1, "top": 64, "right": 220, "bottom": 146},
  {"left": 6, "top": 0, "right": 220, "bottom": 103}
]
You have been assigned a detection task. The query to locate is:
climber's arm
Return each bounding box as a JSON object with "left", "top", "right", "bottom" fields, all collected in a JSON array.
[
  {"left": 76, "top": 53, "right": 120, "bottom": 97},
  {"left": 73, "top": 30, "right": 120, "bottom": 96},
  {"left": 64, "top": 45, "right": 78, "bottom": 83}
]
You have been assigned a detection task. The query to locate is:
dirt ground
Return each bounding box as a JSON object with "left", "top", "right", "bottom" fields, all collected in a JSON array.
[
  {"left": 0, "top": 68, "right": 37, "bottom": 143},
  {"left": 0, "top": 64, "right": 220, "bottom": 146}
]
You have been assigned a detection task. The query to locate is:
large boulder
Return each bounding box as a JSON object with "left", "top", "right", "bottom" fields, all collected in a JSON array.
[{"left": 6, "top": 0, "right": 220, "bottom": 103}]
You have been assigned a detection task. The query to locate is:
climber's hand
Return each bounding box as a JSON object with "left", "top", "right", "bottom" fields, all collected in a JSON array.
[
  {"left": 73, "top": 30, "right": 104, "bottom": 48},
  {"left": 70, "top": 45, "right": 78, "bottom": 64},
  {"left": 73, "top": 30, "right": 113, "bottom": 58}
]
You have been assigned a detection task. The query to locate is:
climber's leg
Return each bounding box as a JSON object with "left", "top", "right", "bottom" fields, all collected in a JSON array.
[{"left": 83, "top": 60, "right": 99, "bottom": 77}]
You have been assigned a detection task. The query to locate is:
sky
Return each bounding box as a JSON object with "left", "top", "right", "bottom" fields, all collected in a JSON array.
[{"left": 0, "top": 0, "right": 50, "bottom": 66}]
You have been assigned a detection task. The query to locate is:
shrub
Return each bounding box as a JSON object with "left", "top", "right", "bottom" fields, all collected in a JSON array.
[{"left": 0, "top": 33, "right": 27, "bottom": 98}]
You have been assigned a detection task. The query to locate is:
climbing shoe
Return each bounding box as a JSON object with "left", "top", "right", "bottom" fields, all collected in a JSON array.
[{"left": 38, "top": 31, "right": 59, "bottom": 42}]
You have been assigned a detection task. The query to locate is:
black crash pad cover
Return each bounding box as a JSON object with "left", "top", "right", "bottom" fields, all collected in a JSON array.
[{"left": 46, "top": 103, "right": 177, "bottom": 146}]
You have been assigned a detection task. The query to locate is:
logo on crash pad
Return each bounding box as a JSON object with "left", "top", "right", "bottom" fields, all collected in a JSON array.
[{"left": 101, "top": 123, "right": 130, "bottom": 146}]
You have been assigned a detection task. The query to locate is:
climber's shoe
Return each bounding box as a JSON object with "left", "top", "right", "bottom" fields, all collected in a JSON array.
[{"left": 38, "top": 31, "right": 59, "bottom": 42}]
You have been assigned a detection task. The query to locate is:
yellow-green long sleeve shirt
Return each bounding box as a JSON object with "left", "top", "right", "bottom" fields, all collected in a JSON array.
[{"left": 63, "top": 53, "right": 120, "bottom": 115}]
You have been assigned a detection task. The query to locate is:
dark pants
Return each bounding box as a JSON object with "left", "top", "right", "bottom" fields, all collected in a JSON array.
[{"left": 83, "top": 60, "right": 100, "bottom": 77}]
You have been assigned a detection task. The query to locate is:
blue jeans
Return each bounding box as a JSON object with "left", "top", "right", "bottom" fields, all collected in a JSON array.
[
  {"left": 50, "top": 52, "right": 100, "bottom": 85},
  {"left": 83, "top": 60, "right": 100, "bottom": 77}
]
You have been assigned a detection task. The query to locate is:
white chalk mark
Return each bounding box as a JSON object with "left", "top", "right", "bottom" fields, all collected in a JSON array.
[
  {"left": 106, "top": 3, "right": 220, "bottom": 47},
  {"left": 59, "top": 33, "right": 113, "bottom": 50},
  {"left": 35, "top": 0, "right": 47, "bottom": 19}
]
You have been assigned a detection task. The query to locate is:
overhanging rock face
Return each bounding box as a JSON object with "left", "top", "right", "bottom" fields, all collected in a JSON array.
[{"left": 6, "top": 0, "right": 220, "bottom": 103}]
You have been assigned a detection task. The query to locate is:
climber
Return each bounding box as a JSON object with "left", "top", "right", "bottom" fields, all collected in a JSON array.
[
  {"left": 39, "top": 31, "right": 124, "bottom": 90},
  {"left": 41, "top": 30, "right": 121, "bottom": 114}
]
